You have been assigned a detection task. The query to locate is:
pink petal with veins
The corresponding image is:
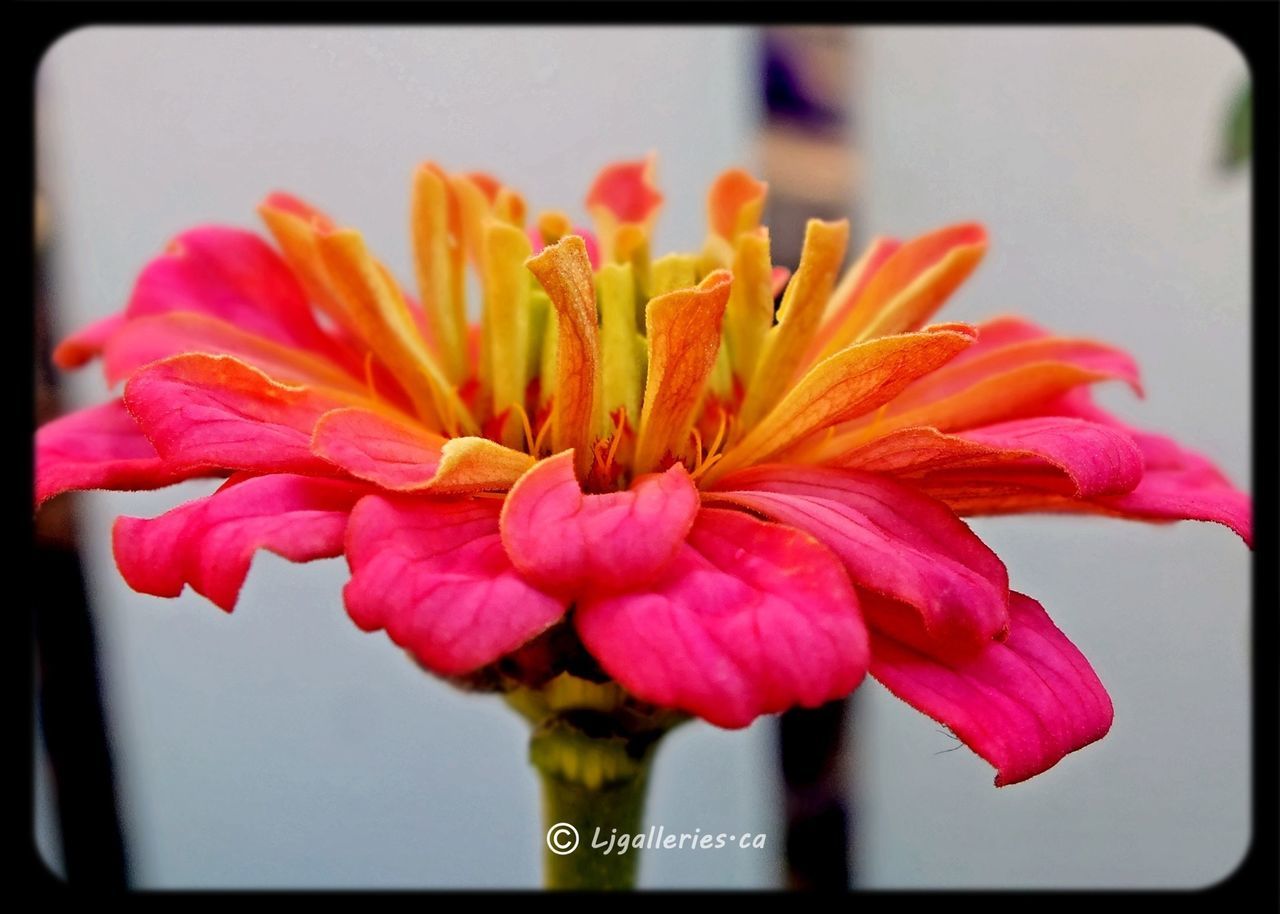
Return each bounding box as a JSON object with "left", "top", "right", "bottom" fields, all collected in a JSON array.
[
  {"left": 113, "top": 474, "right": 368, "bottom": 611},
  {"left": 577, "top": 507, "right": 869, "bottom": 728},
  {"left": 710, "top": 464, "right": 1009, "bottom": 648},
  {"left": 500, "top": 450, "right": 699, "bottom": 596},
  {"left": 35, "top": 399, "right": 203, "bottom": 506},
  {"left": 867, "top": 591, "right": 1113, "bottom": 786},
  {"left": 344, "top": 495, "right": 567, "bottom": 675}
]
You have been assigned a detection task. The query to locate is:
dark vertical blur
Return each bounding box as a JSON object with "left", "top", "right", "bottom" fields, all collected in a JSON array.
[
  {"left": 757, "top": 26, "right": 859, "bottom": 891},
  {"left": 34, "top": 192, "right": 130, "bottom": 888}
]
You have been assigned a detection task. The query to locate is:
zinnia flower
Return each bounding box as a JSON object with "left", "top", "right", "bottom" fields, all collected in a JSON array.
[{"left": 36, "top": 157, "right": 1251, "bottom": 788}]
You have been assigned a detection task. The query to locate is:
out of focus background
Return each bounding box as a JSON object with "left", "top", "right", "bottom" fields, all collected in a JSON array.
[{"left": 34, "top": 27, "right": 1250, "bottom": 889}]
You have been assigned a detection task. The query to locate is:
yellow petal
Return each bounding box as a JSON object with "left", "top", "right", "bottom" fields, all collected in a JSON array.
[
  {"left": 428, "top": 436, "right": 536, "bottom": 494},
  {"left": 527, "top": 289, "right": 553, "bottom": 392},
  {"left": 633, "top": 270, "right": 733, "bottom": 475},
  {"left": 316, "top": 227, "right": 476, "bottom": 436},
  {"left": 723, "top": 228, "right": 775, "bottom": 384},
  {"left": 597, "top": 262, "right": 643, "bottom": 434},
  {"left": 411, "top": 164, "right": 469, "bottom": 384},
  {"left": 538, "top": 303, "right": 558, "bottom": 409},
  {"left": 702, "top": 324, "right": 976, "bottom": 484},
  {"left": 614, "top": 224, "right": 652, "bottom": 316},
  {"left": 650, "top": 253, "right": 700, "bottom": 297},
  {"left": 738, "top": 219, "right": 849, "bottom": 430},
  {"left": 480, "top": 220, "right": 533, "bottom": 448},
  {"left": 526, "top": 236, "right": 601, "bottom": 479}
]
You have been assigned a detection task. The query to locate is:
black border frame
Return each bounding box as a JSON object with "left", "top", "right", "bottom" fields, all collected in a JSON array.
[{"left": 17, "top": 2, "right": 1277, "bottom": 901}]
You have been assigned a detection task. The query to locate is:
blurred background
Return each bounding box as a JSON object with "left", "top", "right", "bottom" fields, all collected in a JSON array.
[{"left": 33, "top": 26, "right": 1251, "bottom": 889}]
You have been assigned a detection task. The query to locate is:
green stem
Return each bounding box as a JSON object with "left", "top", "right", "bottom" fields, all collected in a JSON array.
[{"left": 529, "top": 715, "right": 660, "bottom": 890}]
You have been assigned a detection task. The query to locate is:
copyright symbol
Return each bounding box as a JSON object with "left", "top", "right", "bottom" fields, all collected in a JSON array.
[{"left": 546, "top": 822, "right": 579, "bottom": 855}]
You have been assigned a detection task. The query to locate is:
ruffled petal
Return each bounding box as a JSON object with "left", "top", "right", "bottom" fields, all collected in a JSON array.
[
  {"left": 123, "top": 353, "right": 355, "bottom": 475},
  {"left": 35, "top": 399, "right": 203, "bottom": 506},
  {"left": 709, "top": 464, "right": 1008, "bottom": 647},
  {"left": 867, "top": 591, "right": 1113, "bottom": 786},
  {"left": 500, "top": 450, "right": 699, "bottom": 595},
  {"left": 835, "top": 417, "right": 1145, "bottom": 500},
  {"left": 343, "top": 495, "right": 566, "bottom": 675},
  {"left": 576, "top": 507, "right": 869, "bottom": 729},
  {"left": 311, "top": 407, "right": 532, "bottom": 494},
  {"left": 1042, "top": 391, "right": 1251, "bottom": 545},
  {"left": 113, "top": 474, "right": 368, "bottom": 611}
]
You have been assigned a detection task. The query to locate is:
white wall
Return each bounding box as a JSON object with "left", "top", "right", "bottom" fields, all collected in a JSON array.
[
  {"left": 36, "top": 26, "right": 779, "bottom": 888},
  {"left": 851, "top": 27, "right": 1251, "bottom": 888}
]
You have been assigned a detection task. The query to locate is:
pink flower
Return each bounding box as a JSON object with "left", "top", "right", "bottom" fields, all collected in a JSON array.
[{"left": 36, "top": 158, "right": 1250, "bottom": 786}]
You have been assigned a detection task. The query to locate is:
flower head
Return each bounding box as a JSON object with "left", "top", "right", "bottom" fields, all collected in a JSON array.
[{"left": 37, "top": 157, "right": 1250, "bottom": 786}]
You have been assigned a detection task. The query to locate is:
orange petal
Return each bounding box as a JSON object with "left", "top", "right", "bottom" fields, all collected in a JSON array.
[
  {"left": 738, "top": 219, "right": 849, "bottom": 429},
  {"left": 411, "top": 163, "right": 470, "bottom": 384},
  {"left": 703, "top": 325, "right": 976, "bottom": 484},
  {"left": 633, "top": 270, "right": 733, "bottom": 475},
  {"left": 101, "top": 311, "right": 366, "bottom": 395},
  {"left": 707, "top": 168, "right": 768, "bottom": 242},
  {"left": 315, "top": 227, "right": 476, "bottom": 435},
  {"left": 525, "top": 235, "right": 601, "bottom": 479},
  {"left": 258, "top": 193, "right": 356, "bottom": 337},
  {"left": 804, "top": 236, "right": 901, "bottom": 366},
  {"left": 814, "top": 223, "right": 987, "bottom": 357},
  {"left": 824, "top": 334, "right": 1144, "bottom": 451},
  {"left": 536, "top": 210, "right": 573, "bottom": 246}
]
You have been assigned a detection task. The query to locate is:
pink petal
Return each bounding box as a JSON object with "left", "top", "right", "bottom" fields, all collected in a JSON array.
[
  {"left": 35, "top": 399, "right": 203, "bottom": 506},
  {"left": 1036, "top": 390, "right": 1251, "bottom": 545},
  {"left": 499, "top": 450, "right": 699, "bottom": 596},
  {"left": 841, "top": 417, "right": 1145, "bottom": 499},
  {"left": 867, "top": 591, "right": 1113, "bottom": 786},
  {"left": 113, "top": 474, "right": 369, "bottom": 611},
  {"left": 343, "top": 495, "right": 567, "bottom": 675},
  {"left": 123, "top": 353, "right": 352, "bottom": 476},
  {"left": 576, "top": 507, "right": 869, "bottom": 729},
  {"left": 1097, "top": 431, "right": 1252, "bottom": 545},
  {"left": 100, "top": 311, "right": 366, "bottom": 392},
  {"left": 52, "top": 314, "right": 127, "bottom": 370},
  {"left": 126, "top": 226, "right": 356, "bottom": 366},
  {"left": 585, "top": 158, "right": 663, "bottom": 225},
  {"left": 311, "top": 407, "right": 444, "bottom": 490},
  {"left": 710, "top": 465, "right": 1009, "bottom": 648}
]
